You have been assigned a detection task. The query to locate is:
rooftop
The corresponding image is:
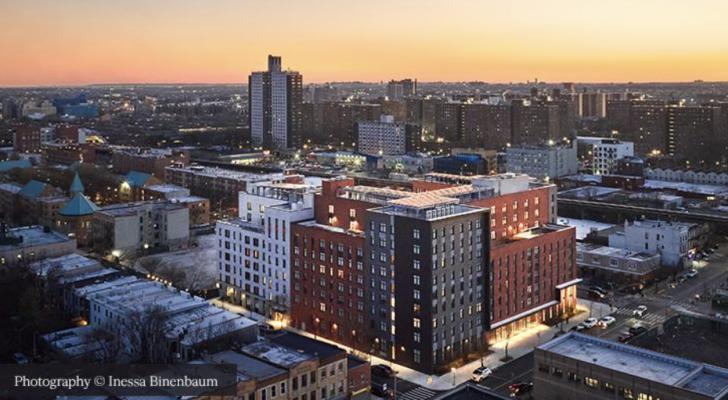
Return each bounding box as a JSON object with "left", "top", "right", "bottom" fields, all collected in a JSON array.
[
  {"left": 240, "top": 341, "right": 313, "bottom": 368},
  {"left": 557, "top": 217, "right": 616, "bottom": 240},
  {"left": 0, "top": 225, "right": 73, "bottom": 251},
  {"left": 205, "top": 350, "right": 287, "bottom": 382},
  {"left": 97, "top": 200, "right": 185, "bottom": 217},
  {"left": 166, "top": 165, "right": 284, "bottom": 182},
  {"left": 268, "top": 331, "right": 345, "bottom": 362},
  {"left": 539, "top": 332, "right": 728, "bottom": 398}
]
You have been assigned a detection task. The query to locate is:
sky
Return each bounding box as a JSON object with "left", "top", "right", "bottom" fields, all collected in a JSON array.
[{"left": 2, "top": 0, "right": 728, "bottom": 86}]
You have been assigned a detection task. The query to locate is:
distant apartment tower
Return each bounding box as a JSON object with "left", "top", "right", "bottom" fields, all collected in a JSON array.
[
  {"left": 249, "top": 55, "right": 303, "bottom": 150},
  {"left": 575, "top": 92, "right": 607, "bottom": 118},
  {"left": 387, "top": 79, "right": 417, "bottom": 99},
  {"left": 506, "top": 140, "right": 578, "bottom": 180},
  {"left": 357, "top": 115, "right": 420, "bottom": 156},
  {"left": 577, "top": 137, "right": 634, "bottom": 175},
  {"left": 511, "top": 100, "right": 562, "bottom": 145}
]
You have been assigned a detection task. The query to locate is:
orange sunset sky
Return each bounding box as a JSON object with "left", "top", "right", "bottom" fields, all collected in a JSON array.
[{"left": 2, "top": 0, "right": 728, "bottom": 86}]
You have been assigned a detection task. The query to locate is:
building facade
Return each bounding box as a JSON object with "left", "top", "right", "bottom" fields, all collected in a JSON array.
[{"left": 249, "top": 55, "right": 303, "bottom": 150}]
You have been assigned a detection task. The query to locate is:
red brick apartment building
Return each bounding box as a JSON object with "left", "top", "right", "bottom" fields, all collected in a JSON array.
[
  {"left": 290, "top": 173, "right": 579, "bottom": 373},
  {"left": 291, "top": 178, "right": 374, "bottom": 351},
  {"left": 416, "top": 173, "right": 578, "bottom": 343}
]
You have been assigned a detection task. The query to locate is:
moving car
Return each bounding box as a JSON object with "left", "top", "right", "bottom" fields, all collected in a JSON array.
[
  {"left": 372, "top": 364, "right": 396, "bottom": 378},
  {"left": 629, "top": 325, "right": 647, "bottom": 336},
  {"left": 633, "top": 305, "right": 647, "bottom": 317},
  {"left": 582, "top": 317, "right": 598, "bottom": 329},
  {"left": 473, "top": 366, "right": 493, "bottom": 382},
  {"left": 685, "top": 269, "right": 698, "bottom": 278},
  {"left": 508, "top": 382, "right": 534, "bottom": 396},
  {"left": 597, "top": 316, "right": 616, "bottom": 328},
  {"left": 618, "top": 333, "right": 632, "bottom": 343}
]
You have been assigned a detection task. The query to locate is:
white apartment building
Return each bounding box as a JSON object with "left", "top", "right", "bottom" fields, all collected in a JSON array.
[
  {"left": 357, "top": 115, "right": 413, "bottom": 156},
  {"left": 216, "top": 179, "right": 318, "bottom": 318},
  {"left": 92, "top": 200, "right": 190, "bottom": 259},
  {"left": 608, "top": 219, "right": 691, "bottom": 268},
  {"left": 577, "top": 136, "right": 634, "bottom": 175},
  {"left": 505, "top": 140, "right": 578, "bottom": 180}
]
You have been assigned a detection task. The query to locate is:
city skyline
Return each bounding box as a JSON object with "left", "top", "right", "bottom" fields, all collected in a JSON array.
[{"left": 3, "top": 0, "right": 728, "bottom": 86}]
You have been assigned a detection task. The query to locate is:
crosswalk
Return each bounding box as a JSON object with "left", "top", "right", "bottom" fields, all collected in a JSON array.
[
  {"left": 397, "top": 386, "right": 438, "bottom": 400},
  {"left": 613, "top": 309, "right": 667, "bottom": 326}
]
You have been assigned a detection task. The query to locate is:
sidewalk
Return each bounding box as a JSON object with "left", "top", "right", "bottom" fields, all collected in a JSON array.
[{"left": 210, "top": 298, "right": 610, "bottom": 391}]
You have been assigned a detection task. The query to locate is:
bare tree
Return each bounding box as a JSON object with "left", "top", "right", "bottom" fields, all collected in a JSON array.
[
  {"left": 125, "top": 304, "right": 169, "bottom": 363},
  {"left": 85, "top": 328, "right": 123, "bottom": 363}
]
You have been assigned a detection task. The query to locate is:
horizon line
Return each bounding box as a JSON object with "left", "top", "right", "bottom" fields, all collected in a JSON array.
[{"left": 0, "top": 79, "right": 724, "bottom": 90}]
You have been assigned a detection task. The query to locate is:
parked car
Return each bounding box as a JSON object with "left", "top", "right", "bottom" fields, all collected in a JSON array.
[
  {"left": 618, "top": 333, "right": 632, "bottom": 343},
  {"left": 589, "top": 286, "right": 608, "bottom": 295},
  {"left": 633, "top": 305, "right": 647, "bottom": 317},
  {"left": 508, "top": 382, "right": 534, "bottom": 396},
  {"left": 371, "top": 364, "right": 396, "bottom": 378},
  {"left": 13, "top": 353, "right": 29, "bottom": 364},
  {"left": 371, "top": 382, "right": 393, "bottom": 398},
  {"left": 598, "top": 316, "right": 616, "bottom": 328},
  {"left": 582, "top": 317, "right": 598, "bottom": 329},
  {"left": 588, "top": 289, "right": 606, "bottom": 299},
  {"left": 685, "top": 269, "right": 698, "bottom": 278},
  {"left": 473, "top": 367, "right": 493, "bottom": 382},
  {"left": 629, "top": 325, "right": 647, "bottom": 336},
  {"left": 571, "top": 323, "right": 587, "bottom": 332}
]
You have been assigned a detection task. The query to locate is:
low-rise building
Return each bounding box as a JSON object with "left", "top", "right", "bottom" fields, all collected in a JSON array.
[
  {"left": 576, "top": 242, "right": 661, "bottom": 283},
  {"left": 0, "top": 225, "right": 76, "bottom": 267},
  {"left": 87, "top": 278, "right": 258, "bottom": 361},
  {"left": 535, "top": 332, "right": 728, "bottom": 400},
  {"left": 609, "top": 219, "right": 691, "bottom": 268},
  {"left": 505, "top": 140, "right": 578, "bottom": 180},
  {"left": 92, "top": 200, "right": 190, "bottom": 259},
  {"left": 165, "top": 165, "right": 288, "bottom": 209},
  {"left": 577, "top": 136, "right": 634, "bottom": 175},
  {"left": 240, "top": 332, "right": 348, "bottom": 400}
]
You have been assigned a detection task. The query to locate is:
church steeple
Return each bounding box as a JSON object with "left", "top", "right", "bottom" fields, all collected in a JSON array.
[{"left": 69, "top": 172, "right": 84, "bottom": 194}]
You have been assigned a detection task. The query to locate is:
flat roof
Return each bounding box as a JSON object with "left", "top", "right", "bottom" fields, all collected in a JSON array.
[
  {"left": 269, "top": 331, "right": 345, "bottom": 361},
  {"left": 0, "top": 225, "right": 73, "bottom": 251},
  {"left": 205, "top": 350, "right": 287, "bottom": 382},
  {"left": 539, "top": 332, "right": 728, "bottom": 397},
  {"left": 557, "top": 217, "right": 616, "bottom": 240},
  {"left": 388, "top": 193, "right": 459, "bottom": 209},
  {"left": 241, "top": 341, "right": 312, "bottom": 368}
]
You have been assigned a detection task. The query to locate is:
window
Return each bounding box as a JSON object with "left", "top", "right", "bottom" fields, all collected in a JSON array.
[
  {"left": 328, "top": 205, "right": 334, "bottom": 214},
  {"left": 584, "top": 377, "right": 599, "bottom": 388},
  {"left": 413, "top": 229, "right": 420, "bottom": 239},
  {"left": 413, "top": 260, "right": 420, "bottom": 270},
  {"left": 413, "top": 245, "right": 420, "bottom": 254},
  {"left": 413, "top": 349, "right": 421, "bottom": 363},
  {"left": 603, "top": 382, "right": 614, "bottom": 393},
  {"left": 619, "top": 388, "right": 634, "bottom": 399},
  {"left": 349, "top": 209, "right": 356, "bottom": 218},
  {"left": 567, "top": 372, "right": 579, "bottom": 382},
  {"left": 379, "top": 223, "right": 387, "bottom": 233},
  {"left": 413, "top": 318, "right": 421, "bottom": 328}
]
